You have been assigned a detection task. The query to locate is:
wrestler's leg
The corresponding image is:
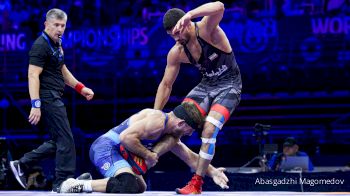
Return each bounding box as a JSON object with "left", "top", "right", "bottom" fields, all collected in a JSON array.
[
  {"left": 177, "top": 86, "right": 240, "bottom": 194},
  {"left": 196, "top": 88, "right": 240, "bottom": 176}
]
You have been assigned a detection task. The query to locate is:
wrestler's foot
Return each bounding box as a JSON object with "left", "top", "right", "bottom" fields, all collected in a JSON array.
[
  {"left": 118, "top": 144, "right": 147, "bottom": 175},
  {"left": 58, "top": 178, "right": 92, "bottom": 193},
  {"left": 175, "top": 174, "right": 203, "bottom": 194},
  {"left": 76, "top": 172, "right": 92, "bottom": 180}
]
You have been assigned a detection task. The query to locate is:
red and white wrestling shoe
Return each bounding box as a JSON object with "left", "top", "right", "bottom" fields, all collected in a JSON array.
[
  {"left": 118, "top": 144, "right": 148, "bottom": 175},
  {"left": 175, "top": 174, "right": 203, "bottom": 194}
]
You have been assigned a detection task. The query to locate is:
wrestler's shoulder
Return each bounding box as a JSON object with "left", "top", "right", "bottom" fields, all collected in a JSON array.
[
  {"left": 169, "top": 43, "right": 184, "bottom": 54},
  {"left": 168, "top": 43, "right": 185, "bottom": 62},
  {"left": 141, "top": 108, "right": 164, "bottom": 117}
]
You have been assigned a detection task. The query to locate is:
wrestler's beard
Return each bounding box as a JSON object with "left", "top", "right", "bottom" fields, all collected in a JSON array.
[{"left": 178, "top": 38, "right": 189, "bottom": 45}]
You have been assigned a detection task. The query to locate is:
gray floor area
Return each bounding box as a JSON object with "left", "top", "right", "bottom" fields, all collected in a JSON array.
[{"left": 1, "top": 191, "right": 350, "bottom": 196}]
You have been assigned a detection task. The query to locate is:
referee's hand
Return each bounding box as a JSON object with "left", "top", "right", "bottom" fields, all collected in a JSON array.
[{"left": 29, "top": 108, "right": 41, "bottom": 125}]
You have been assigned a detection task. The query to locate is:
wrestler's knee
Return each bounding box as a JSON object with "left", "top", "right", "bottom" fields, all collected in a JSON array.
[
  {"left": 137, "top": 179, "right": 147, "bottom": 193},
  {"left": 201, "top": 122, "right": 216, "bottom": 137},
  {"left": 106, "top": 172, "right": 141, "bottom": 193},
  {"left": 199, "top": 116, "right": 225, "bottom": 160}
]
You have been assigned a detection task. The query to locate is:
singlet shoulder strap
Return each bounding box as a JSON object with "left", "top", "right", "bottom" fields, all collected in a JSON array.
[
  {"left": 163, "top": 112, "right": 169, "bottom": 129},
  {"left": 182, "top": 44, "right": 197, "bottom": 64},
  {"left": 182, "top": 22, "right": 200, "bottom": 65},
  {"left": 195, "top": 22, "right": 199, "bottom": 37}
]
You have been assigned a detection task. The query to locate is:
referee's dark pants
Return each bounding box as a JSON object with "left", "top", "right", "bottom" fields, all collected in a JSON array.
[{"left": 19, "top": 90, "right": 76, "bottom": 191}]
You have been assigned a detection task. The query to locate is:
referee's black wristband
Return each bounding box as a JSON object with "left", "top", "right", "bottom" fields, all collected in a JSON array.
[{"left": 31, "top": 99, "right": 41, "bottom": 108}]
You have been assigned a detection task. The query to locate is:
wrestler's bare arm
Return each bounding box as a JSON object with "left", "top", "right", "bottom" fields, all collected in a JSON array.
[
  {"left": 152, "top": 135, "right": 180, "bottom": 157},
  {"left": 154, "top": 46, "right": 182, "bottom": 110},
  {"left": 119, "top": 114, "right": 164, "bottom": 162},
  {"left": 151, "top": 135, "right": 218, "bottom": 178},
  {"left": 151, "top": 136, "right": 229, "bottom": 188},
  {"left": 170, "top": 140, "right": 218, "bottom": 177}
]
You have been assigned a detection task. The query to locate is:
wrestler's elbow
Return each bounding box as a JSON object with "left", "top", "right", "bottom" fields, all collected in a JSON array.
[
  {"left": 214, "top": 1, "right": 225, "bottom": 12},
  {"left": 119, "top": 132, "right": 129, "bottom": 144}
]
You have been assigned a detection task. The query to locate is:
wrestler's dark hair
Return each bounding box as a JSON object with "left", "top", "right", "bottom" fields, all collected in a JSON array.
[
  {"left": 182, "top": 102, "right": 205, "bottom": 128},
  {"left": 163, "top": 8, "right": 185, "bottom": 31},
  {"left": 173, "top": 102, "right": 205, "bottom": 129}
]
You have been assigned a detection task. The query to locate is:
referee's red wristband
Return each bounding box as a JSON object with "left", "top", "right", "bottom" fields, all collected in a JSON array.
[{"left": 74, "top": 82, "right": 85, "bottom": 94}]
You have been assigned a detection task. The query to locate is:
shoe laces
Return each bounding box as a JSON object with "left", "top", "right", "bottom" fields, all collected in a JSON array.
[
  {"left": 68, "top": 182, "right": 84, "bottom": 193},
  {"left": 17, "top": 163, "right": 24, "bottom": 176}
]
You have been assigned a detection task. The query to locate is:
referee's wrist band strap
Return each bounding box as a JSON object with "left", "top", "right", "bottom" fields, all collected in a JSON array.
[
  {"left": 75, "top": 82, "right": 85, "bottom": 94},
  {"left": 31, "top": 99, "right": 41, "bottom": 108}
]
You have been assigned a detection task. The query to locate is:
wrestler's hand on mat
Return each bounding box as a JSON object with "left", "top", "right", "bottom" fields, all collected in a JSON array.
[
  {"left": 81, "top": 87, "right": 94, "bottom": 101},
  {"left": 28, "top": 107, "right": 41, "bottom": 125},
  {"left": 211, "top": 167, "right": 229, "bottom": 189},
  {"left": 145, "top": 152, "right": 158, "bottom": 168}
]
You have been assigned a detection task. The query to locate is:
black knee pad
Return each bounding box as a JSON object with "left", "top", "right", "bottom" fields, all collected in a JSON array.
[{"left": 106, "top": 172, "right": 140, "bottom": 193}]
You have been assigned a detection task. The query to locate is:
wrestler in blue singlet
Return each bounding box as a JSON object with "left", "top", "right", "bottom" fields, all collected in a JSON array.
[{"left": 89, "top": 112, "right": 168, "bottom": 177}]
